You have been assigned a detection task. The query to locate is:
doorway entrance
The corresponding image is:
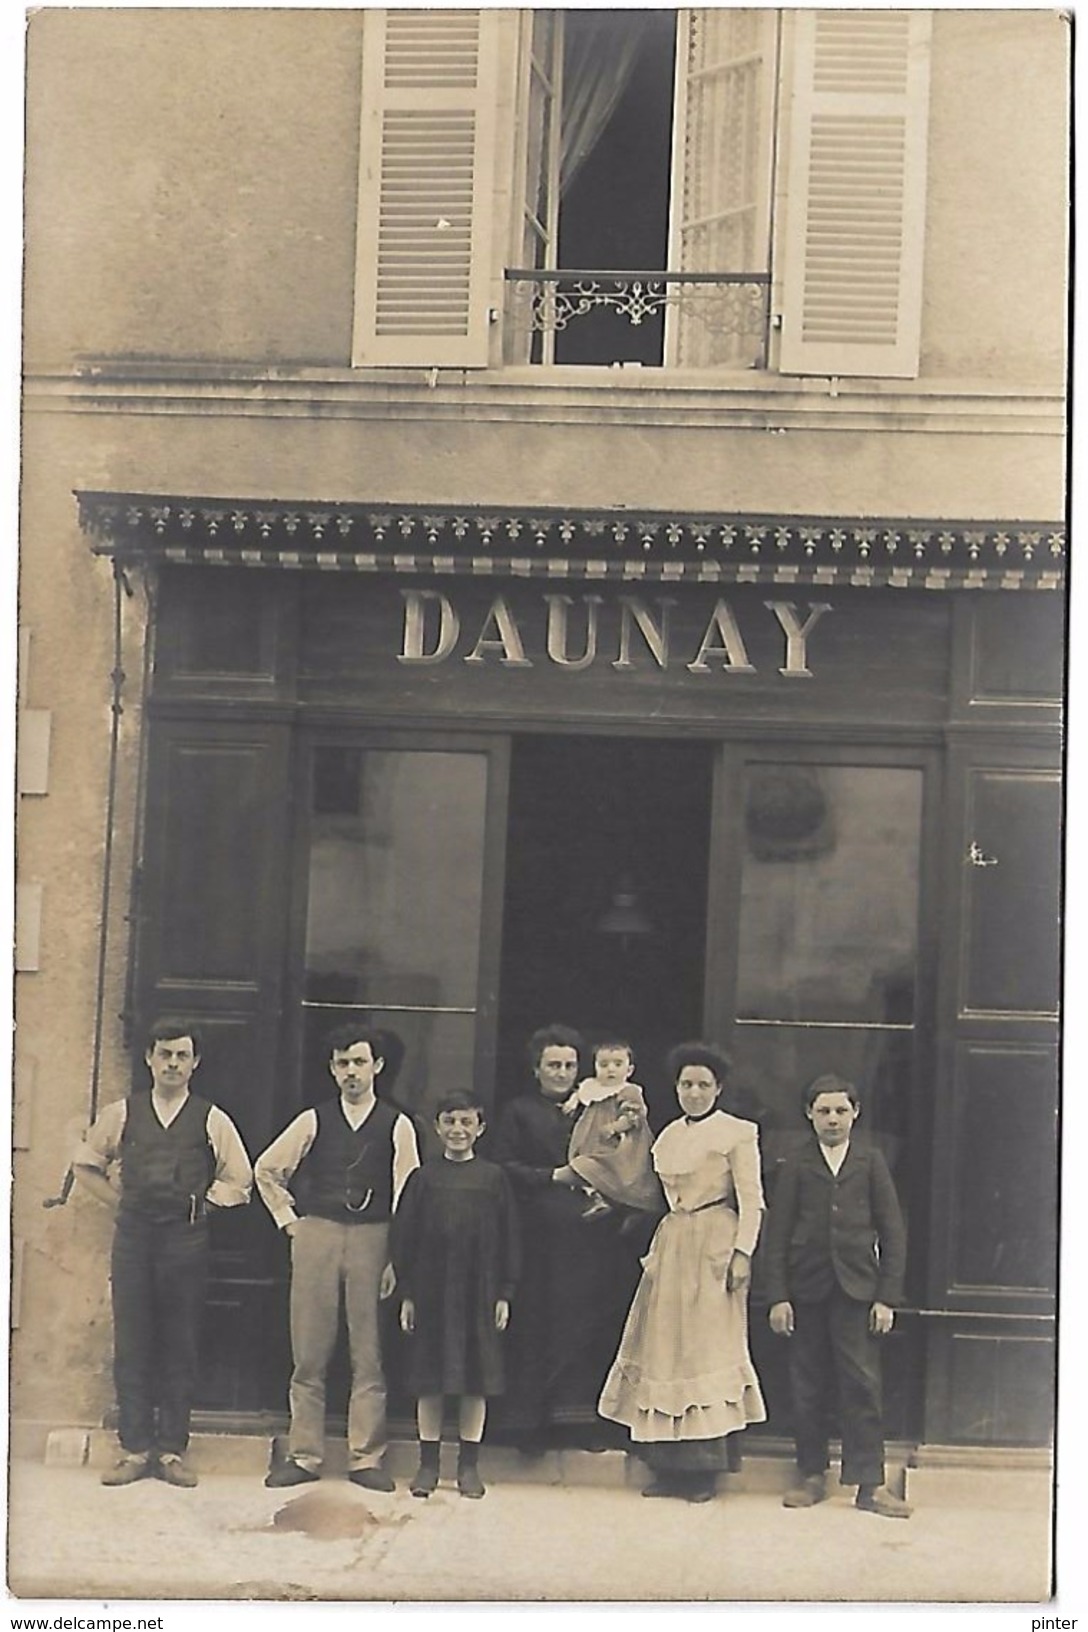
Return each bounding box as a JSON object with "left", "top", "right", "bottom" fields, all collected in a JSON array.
[{"left": 496, "top": 734, "right": 714, "bottom": 1123}]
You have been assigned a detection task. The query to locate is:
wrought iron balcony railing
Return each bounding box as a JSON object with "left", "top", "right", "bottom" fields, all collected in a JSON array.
[{"left": 504, "top": 268, "right": 772, "bottom": 368}]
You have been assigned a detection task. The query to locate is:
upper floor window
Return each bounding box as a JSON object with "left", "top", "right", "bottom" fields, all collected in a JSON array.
[
  {"left": 509, "top": 9, "right": 775, "bottom": 368},
  {"left": 351, "top": 9, "right": 932, "bottom": 380}
]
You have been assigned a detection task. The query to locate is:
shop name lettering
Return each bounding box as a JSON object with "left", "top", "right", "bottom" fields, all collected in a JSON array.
[{"left": 397, "top": 591, "right": 832, "bottom": 677}]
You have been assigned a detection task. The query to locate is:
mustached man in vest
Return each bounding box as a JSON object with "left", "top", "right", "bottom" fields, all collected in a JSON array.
[
  {"left": 74, "top": 1019, "right": 254, "bottom": 1488},
  {"left": 255, "top": 1024, "right": 421, "bottom": 1491}
]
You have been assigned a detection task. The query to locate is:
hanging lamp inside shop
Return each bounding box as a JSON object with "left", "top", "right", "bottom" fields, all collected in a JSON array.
[{"left": 596, "top": 874, "right": 653, "bottom": 943}]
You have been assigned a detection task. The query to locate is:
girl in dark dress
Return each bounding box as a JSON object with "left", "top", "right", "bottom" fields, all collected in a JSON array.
[{"left": 391, "top": 1091, "right": 520, "bottom": 1499}]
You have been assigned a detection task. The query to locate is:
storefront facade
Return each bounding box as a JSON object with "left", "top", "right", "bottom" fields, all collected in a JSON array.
[
  {"left": 62, "top": 495, "right": 1060, "bottom": 1449},
  {"left": 15, "top": 8, "right": 1066, "bottom": 1457}
]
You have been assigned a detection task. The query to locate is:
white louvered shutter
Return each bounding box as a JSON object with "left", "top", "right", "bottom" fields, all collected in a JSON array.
[
  {"left": 665, "top": 9, "right": 778, "bottom": 369},
  {"left": 352, "top": 9, "right": 499, "bottom": 368},
  {"left": 777, "top": 10, "right": 932, "bottom": 378}
]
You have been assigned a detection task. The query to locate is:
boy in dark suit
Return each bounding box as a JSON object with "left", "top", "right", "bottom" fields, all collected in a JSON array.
[{"left": 764, "top": 1074, "right": 912, "bottom": 1519}]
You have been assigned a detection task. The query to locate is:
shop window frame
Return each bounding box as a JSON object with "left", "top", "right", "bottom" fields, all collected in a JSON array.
[
  {"left": 280, "top": 725, "right": 511, "bottom": 1136},
  {"left": 703, "top": 736, "right": 943, "bottom": 1315}
]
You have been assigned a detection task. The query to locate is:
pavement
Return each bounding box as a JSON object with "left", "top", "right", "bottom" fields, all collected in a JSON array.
[{"left": 5, "top": 1445, "right": 1056, "bottom": 1608}]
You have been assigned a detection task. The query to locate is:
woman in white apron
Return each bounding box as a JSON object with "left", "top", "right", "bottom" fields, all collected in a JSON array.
[{"left": 599, "top": 1041, "right": 767, "bottom": 1501}]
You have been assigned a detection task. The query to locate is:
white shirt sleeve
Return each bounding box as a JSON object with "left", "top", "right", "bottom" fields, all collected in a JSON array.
[
  {"left": 731, "top": 1125, "right": 766, "bottom": 1259},
  {"left": 254, "top": 1110, "right": 319, "bottom": 1230},
  {"left": 391, "top": 1113, "right": 421, "bottom": 1211},
  {"left": 73, "top": 1099, "right": 128, "bottom": 1171},
  {"left": 205, "top": 1106, "right": 255, "bottom": 1209}
]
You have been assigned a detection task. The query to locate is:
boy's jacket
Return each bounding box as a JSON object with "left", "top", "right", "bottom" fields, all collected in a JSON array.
[{"left": 762, "top": 1140, "right": 907, "bottom": 1308}]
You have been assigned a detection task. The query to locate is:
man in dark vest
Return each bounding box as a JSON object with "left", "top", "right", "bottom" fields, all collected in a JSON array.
[
  {"left": 74, "top": 1018, "right": 253, "bottom": 1488},
  {"left": 255, "top": 1023, "right": 420, "bottom": 1490}
]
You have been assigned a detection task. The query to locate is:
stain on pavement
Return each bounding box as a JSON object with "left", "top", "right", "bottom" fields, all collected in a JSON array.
[{"left": 262, "top": 1486, "right": 412, "bottom": 1540}]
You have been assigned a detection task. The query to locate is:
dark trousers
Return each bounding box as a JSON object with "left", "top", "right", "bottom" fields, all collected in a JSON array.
[
  {"left": 111, "top": 1215, "right": 209, "bottom": 1455},
  {"left": 789, "top": 1285, "right": 885, "bottom": 1488}
]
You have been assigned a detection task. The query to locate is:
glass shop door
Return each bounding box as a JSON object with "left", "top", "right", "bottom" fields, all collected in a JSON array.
[
  {"left": 707, "top": 743, "right": 937, "bottom": 1444},
  {"left": 283, "top": 730, "right": 510, "bottom": 1147}
]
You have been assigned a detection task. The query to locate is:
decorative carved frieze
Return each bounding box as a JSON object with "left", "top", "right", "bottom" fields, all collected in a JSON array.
[{"left": 75, "top": 492, "right": 1065, "bottom": 592}]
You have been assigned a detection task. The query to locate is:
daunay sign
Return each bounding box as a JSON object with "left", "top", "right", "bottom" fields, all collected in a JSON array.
[{"left": 397, "top": 590, "right": 832, "bottom": 678}]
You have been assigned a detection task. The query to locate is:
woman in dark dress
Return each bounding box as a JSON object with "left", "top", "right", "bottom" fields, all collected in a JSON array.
[
  {"left": 391, "top": 1091, "right": 520, "bottom": 1499},
  {"left": 491, "top": 1024, "right": 646, "bottom": 1451}
]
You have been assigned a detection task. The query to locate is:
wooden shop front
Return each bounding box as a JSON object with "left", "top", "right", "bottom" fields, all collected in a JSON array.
[{"left": 79, "top": 495, "right": 1063, "bottom": 1452}]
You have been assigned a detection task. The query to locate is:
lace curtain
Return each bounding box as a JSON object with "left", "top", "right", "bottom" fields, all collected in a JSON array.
[{"left": 559, "top": 12, "right": 646, "bottom": 194}]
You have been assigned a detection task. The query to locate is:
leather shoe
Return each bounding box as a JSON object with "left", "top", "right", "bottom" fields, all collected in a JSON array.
[
  {"left": 410, "top": 1463, "right": 440, "bottom": 1498},
  {"left": 156, "top": 1454, "right": 198, "bottom": 1488},
  {"left": 783, "top": 1474, "right": 828, "bottom": 1508},
  {"left": 101, "top": 1454, "right": 151, "bottom": 1487},
  {"left": 264, "top": 1459, "right": 320, "bottom": 1489},
  {"left": 348, "top": 1467, "right": 395, "bottom": 1493},
  {"left": 641, "top": 1478, "right": 682, "bottom": 1499},
  {"left": 856, "top": 1486, "right": 913, "bottom": 1519},
  {"left": 456, "top": 1464, "right": 486, "bottom": 1499}
]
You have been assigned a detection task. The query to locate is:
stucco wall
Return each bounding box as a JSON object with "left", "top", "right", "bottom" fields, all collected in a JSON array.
[
  {"left": 24, "top": 8, "right": 364, "bottom": 367},
  {"left": 922, "top": 10, "right": 1069, "bottom": 384},
  {"left": 26, "top": 393, "right": 1065, "bottom": 523},
  {"left": 14, "top": 418, "right": 151, "bottom": 1427}
]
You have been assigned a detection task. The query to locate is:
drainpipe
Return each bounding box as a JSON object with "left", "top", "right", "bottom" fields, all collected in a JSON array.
[
  {"left": 43, "top": 557, "right": 134, "bottom": 1206},
  {"left": 120, "top": 564, "right": 157, "bottom": 1055}
]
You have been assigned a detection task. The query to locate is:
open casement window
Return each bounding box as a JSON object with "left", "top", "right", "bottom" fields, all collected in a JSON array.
[
  {"left": 352, "top": 9, "right": 500, "bottom": 368},
  {"left": 664, "top": 9, "right": 779, "bottom": 369},
  {"left": 517, "top": 12, "right": 562, "bottom": 280},
  {"left": 506, "top": 11, "right": 563, "bottom": 365},
  {"left": 508, "top": 8, "right": 776, "bottom": 370},
  {"left": 777, "top": 10, "right": 932, "bottom": 378}
]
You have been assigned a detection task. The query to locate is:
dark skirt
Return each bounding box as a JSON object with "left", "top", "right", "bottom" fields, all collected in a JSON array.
[{"left": 640, "top": 1434, "right": 745, "bottom": 1475}]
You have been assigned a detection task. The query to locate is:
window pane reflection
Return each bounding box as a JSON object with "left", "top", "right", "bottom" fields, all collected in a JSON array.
[
  {"left": 729, "top": 1023, "right": 913, "bottom": 1195},
  {"left": 305, "top": 748, "right": 488, "bottom": 1010},
  {"left": 737, "top": 766, "right": 923, "bottom": 1024}
]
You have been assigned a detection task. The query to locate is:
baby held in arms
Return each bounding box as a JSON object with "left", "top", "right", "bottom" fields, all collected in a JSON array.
[{"left": 552, "top": 1039, "right": 662, "bottom": 1224}]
